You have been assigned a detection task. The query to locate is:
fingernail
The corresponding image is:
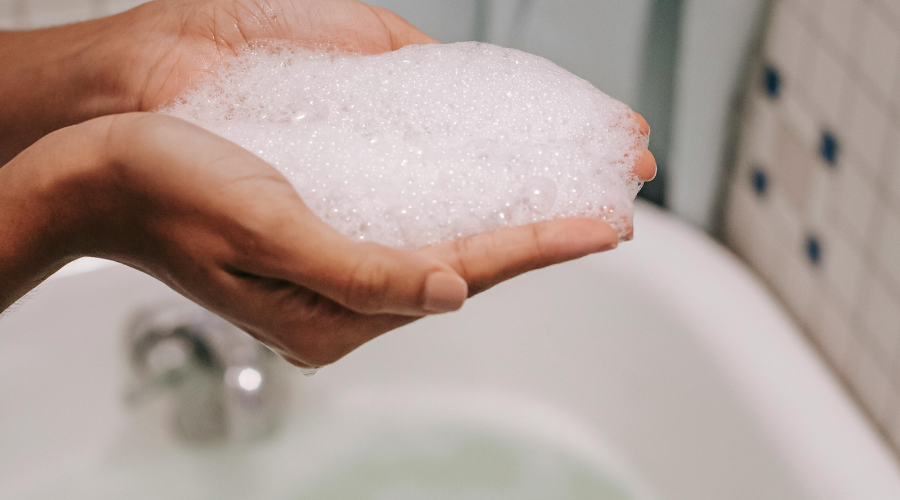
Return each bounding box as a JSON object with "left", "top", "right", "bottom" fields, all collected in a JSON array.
[
  {"left": 422, "top": 272, "right": 468, "bottom": 314},
  {"left": 599, "top": 241, "right": 618, "bottom": 252}
]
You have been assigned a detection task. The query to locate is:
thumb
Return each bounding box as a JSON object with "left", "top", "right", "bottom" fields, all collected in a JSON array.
[{"left": 365, "top": 4, "right": 441, "bottom": 48}]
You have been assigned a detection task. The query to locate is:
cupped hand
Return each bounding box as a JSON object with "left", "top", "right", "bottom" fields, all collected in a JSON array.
[
  {"left": 112, "top": 0, "right": 659, "bottom": 186},
  {"left": 0, "top": 0, "right": 432, "bottom": 164},
  {"left": 0, "top": 0, "right": 656, "bottom": 368},
  {"left": 111, "top": 0, "right": 438, "bottom": 111},
  {"left": 0, "top": 113, "right": 642, "bottom": 368}
]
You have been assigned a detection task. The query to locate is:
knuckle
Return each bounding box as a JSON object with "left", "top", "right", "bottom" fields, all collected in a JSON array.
[
  {"left": 528, "top": 223, "right": 550, "bottom": 266},
  {"left": 450, "top": 237, "right": 478, "bottom": 282},
  {"left": 342, "top": 248, "right": 391, "bottom": 313}
]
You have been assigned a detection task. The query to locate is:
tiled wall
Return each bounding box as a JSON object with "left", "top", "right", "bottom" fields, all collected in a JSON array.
[{"left": 726, "top": 0, "right": 900, "bottom": 451}]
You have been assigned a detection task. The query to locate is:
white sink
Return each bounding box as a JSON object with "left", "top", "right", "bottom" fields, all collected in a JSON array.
[{"left": 2, "top": 202, "right": 898, "bottom": 499}]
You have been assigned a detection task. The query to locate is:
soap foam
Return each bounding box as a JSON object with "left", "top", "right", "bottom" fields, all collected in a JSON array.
[{"left": 162, "top": 42, "right": 647, "bottom": 249}]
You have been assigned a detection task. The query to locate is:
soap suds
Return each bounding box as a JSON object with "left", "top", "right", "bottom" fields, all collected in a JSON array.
[{"left": 162, "top": 42, "right": 647, "bottom": 249}]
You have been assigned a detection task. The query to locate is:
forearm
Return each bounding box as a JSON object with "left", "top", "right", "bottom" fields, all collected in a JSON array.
[
  {"left": 0, "top": 17, "right": 142, "bottom": 165},
  {"left": 0, "top": 121, "right": 109, "bottom": 310}
]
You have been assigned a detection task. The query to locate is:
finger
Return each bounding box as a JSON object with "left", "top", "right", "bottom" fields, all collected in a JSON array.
[
  {"left": 634, "top": 148, "right": 657, "bottom": 182},
  {"left": 627, "top": 112, "right": 655, "bottom": 181},
  {"left": 632, "top": 111, "right": 650, "bottom": 136},
  {"left": 417, "top": 218, "right": 619, "bottom": 296},
  {"left": 213, "top": 268, "right": 418, "bottom": 368},
  {"left": 243, "top": 206, "right": 468, "bottom": 316},
  {"left": 365, "top": 4, "right": 441, "bottom": 47}
]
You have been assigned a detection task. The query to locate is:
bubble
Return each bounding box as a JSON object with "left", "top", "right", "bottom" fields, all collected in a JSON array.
[
  {"left": 522, "top": 176, "right": 558, "bottom": 216},
  {"left": 161, "top": 42, "right": 647, "bottom": 249}
]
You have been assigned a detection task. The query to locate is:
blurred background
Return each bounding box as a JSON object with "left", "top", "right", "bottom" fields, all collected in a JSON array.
[{"left": 5, "top": 0, "right": 900, "bottom": 496}]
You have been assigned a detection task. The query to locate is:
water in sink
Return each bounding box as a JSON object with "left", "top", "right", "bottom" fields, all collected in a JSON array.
[
  {"left": 15, "top": 387, "right": 654, "bottom": 500},
  {"left": 291, "top": 423, "right": 632, "bottom": 499}
]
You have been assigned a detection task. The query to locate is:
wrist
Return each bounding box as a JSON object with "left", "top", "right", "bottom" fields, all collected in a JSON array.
[
  {"left": 0, "top": 118, "right": 114, "bottom": 305},
  {"left": 0, "top": 14, "right": 149, "bottom": 163}
]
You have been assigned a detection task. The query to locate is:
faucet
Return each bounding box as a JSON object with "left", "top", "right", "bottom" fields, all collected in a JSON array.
[{"left": 126, "top": 303, "right": 290, "bottom": 445}]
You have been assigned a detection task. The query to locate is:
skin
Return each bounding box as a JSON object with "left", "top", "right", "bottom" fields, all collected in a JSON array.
[{"left": 0, "top": 0, "right": 656, "bottom": 368}]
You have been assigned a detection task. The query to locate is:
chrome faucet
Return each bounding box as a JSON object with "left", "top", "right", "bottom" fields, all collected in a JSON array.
[{"left": 126, "top": 304, "right": 290, "bottom": 445}]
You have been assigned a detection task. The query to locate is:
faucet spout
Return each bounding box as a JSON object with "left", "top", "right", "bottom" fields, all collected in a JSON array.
[{"left": 126, "top": 304, "right": 290, "bottom": 445}]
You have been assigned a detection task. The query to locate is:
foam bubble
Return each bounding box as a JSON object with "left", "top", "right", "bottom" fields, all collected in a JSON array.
[{"left": 162, "top": 42, "right": 647, "bottom": 249}]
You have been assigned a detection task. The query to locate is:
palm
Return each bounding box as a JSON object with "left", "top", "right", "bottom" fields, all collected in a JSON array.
[{"left": 132, "top": 0, "right": 434, "bottom": 110}]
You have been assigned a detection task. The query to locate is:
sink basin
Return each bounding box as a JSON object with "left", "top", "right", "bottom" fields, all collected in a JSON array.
[{"left": 2, "top": 201, "right": 898, "bottom": 499}]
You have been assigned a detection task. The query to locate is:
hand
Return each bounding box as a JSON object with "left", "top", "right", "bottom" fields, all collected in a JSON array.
[
  {"left": 0, "top": 113, "right": 652, "bottom": 368},
  {"left": 0, "top": 0, "right": 659, "bottom": 178},
  {"left": 0, "top": 0, "right": 437, "bottom": 163},
  {"left": 120, "top": 0, "right": 441, "bottom": 111}
]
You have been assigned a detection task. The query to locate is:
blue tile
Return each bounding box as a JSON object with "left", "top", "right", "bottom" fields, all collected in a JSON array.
[
  {"left": 821, "top": 131, "right": 839, "bottom": 166},
  {"left": 751, "top": 167, "right": 768, "bottom": 197},
  {"left": 764, "top": 66, "right": 781, "bottom": 99},
  {"left": 806, "top": 235, "right": 822, "bottom": 266}
]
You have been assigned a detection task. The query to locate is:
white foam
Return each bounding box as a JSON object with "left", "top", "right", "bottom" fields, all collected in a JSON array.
[{"left": 162, "top": 42, "right": 647, "bottom": 249}]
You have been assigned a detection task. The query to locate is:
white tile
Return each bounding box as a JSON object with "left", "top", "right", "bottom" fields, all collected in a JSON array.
[
  {"left": 820, "top": 0, "right": 860, "bottom": 55},
  {"left": 877, "top": 209, "right": 900, "bottom": 288},
  {"left": 726, "top": 184, "right": 777, "bottom": 279},
  {"left": 790, "top": 0, "right": 826, "bottom": 21},
  {"left": 767, "top": 193, "right": 805, "bottom": 251},
  {"left": 746, "top": 98, "right": 778, "bottom": 168},
  {"left": 771, "top": 241, "right": 817, "bottom": 327},
  {"left": 884, "top": 124, "right": 900, "bottom": 204},
  {"left": 769, "top": 219, "right": 820, "bottom": 327},
  {"left": 821, "top": 225, "right": 865, "bottom": 309},
  {"left": 889, "top": 400, "right": 900, "bottom": 453},
  {"left": 850, "top": 338, "right": 895, "bottom": 425},
  {"left": 732, "top": 144, "right": 754, "bottom": 184},
  {"left": 747, "top": 191, "right": 797, "bottom": 288},
  {"left": 875, "top": 0, "right": 900, "bottom": 24},
  {"left": 862, "top": 275, "right": 900, "bottom": 363},
  {"left": 781, "top": 92, "right": 819, "bottom": 147},
  {"left": 856, "top": 3, "right": 900, "bottom": 99},
  {"left": 767, "top": 1, "right": 814, "bottom": 89},
  {"left": 807, "top": 163, "right": 839, "bottom": 228},
  {"left": 810, "top": 43, "right": 847, "bottom": 128},
  {"left": 773, "top": 115, "right": 818, "bottom": 213},
  {"left": 831, "top": 156, "right": 878, "bottom": 240},
  {"left": 846, "top": 83, "right": 890, "bottom": 174},
  {"left": 812, "top": 290, "right": 854, "bottom": 369}
]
